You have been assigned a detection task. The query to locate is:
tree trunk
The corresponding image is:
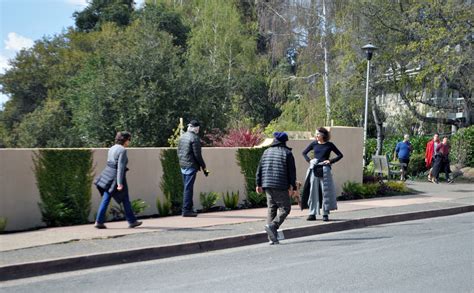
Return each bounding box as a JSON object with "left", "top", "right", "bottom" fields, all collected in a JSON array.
[{"left": 371, "top": 100, "right": 384, "bottom": 156}]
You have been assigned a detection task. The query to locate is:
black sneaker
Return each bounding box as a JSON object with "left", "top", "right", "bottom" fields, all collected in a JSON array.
[
  {"left": 306, "top": 215, "right": 316, "bottom": 221},
  {"left": 264, "top": 224, "right": 278, "bottom": 243},
  {"left": 129, "top": 221, "right": 143, "bottom": 228},
  {"left": 182, "top": 212, "right": 198, "bottom": 217},
  {"left": 94, "top": 222, "right": 107, "bottom": 229},
  {"left": 322, "top": 215, "right": 329, "bottom": 222}
]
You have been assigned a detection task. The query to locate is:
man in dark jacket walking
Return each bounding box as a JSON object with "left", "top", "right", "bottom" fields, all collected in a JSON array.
[
  {"left": 256, "top": 132, "right": 297, "bottom": 244},
  {"left": 177, "top": 119, "right": 209, "bottom": 217}
]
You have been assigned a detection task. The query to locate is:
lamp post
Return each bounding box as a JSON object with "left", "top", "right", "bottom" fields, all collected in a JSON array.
[{"left": 361, "top": 43, "right": 377, "bottom": 166}]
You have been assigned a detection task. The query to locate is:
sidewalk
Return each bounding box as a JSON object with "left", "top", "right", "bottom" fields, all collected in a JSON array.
[{"left": 1, "top": 181, "right": 473, "bottom": 281}]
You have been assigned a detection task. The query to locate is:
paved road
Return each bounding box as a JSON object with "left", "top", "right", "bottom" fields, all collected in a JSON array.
[{"left": 1, "top": 213, "right": 473, "bottom": 292}]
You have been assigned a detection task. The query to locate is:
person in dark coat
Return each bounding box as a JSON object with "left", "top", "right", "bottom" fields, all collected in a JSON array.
[
  {"left": 94, "top": 131, "right": 142, "bottom": 229},
  {"left": 177, "top": 119, "right": 209, "bottom": 217},
  {"left": 301, "top": 127, "right": 343, "bottom": 222},
  {"left": 256, "top": 132, "right": 297, "bottom": 245},
  {"left": 431, "top": 136, "right": 453, "bottom": 184}
]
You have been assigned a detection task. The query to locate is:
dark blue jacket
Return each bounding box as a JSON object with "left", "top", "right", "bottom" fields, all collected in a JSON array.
[
  {"left": 395, "top": 141, "right": 412, "bottom": 160},
  {"left": 256, "top": 141, "right": 297, "bottom": 190}
]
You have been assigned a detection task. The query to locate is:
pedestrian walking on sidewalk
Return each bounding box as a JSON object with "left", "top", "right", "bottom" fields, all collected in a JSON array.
[
  {"left": 395, "top": 134, "right": 413, "bottom": 181},
  {"left": 431, "top": 136, "right": 453, "bottom": 184},
  {"left": 425, "top": 133, "right": 440, "bottom": 181},
  {"left": 177, "top": 119, "right": 209, "bottom": 217},
  {"left": 256, "top": 132, "right": 297, "bottom": 245},
  {"left": 93, "top": 131, "right": 142, "bottom": 229},
  {"left": 301, "top": 127, "right": 343, "bottom": 222}
]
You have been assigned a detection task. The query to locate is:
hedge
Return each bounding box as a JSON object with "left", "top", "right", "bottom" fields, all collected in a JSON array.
[
  {"left": 159, "top": 148, "right": 183, "bottom": 215},
  {"left": 236, "top": 147, "right": 267, "bottom": 199},
  {"left": 33, "top": 149, "right": 93, "bottom": 227},
  {"left": 450, "top": 125, "right": 474, "bottom": 167}
]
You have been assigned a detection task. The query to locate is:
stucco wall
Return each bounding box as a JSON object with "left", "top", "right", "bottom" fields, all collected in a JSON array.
[{"left": 0, "top": 127, "right": 363, "bottom": 231}]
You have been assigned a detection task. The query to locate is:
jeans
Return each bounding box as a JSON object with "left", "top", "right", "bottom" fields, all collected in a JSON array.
[
  {"left": 308, "top": 176, "right": 329, "bottom": 216},
  {"left": 96, "top": 191, "right": 137, "bottom": 224},
  {"left": 181, "top": 169, "right": 197, "bottom": 214}
]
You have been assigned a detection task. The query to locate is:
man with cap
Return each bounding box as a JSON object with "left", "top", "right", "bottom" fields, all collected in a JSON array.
[
  {"left": 256, "top": 132, "right": 297, "bottom": 244},
  {"left": 177, "top": 119, "right": 209, "bottom": 217}
]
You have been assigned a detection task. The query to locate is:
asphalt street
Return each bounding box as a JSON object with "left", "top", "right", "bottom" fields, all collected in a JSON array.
[{"left": 1, "top": 213, "right": 473, "bottom": 293}]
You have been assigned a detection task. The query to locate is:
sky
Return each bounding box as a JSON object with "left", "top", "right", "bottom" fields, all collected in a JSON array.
[{"left": 0, "top": 0, "right": 145, "bottom": 108}]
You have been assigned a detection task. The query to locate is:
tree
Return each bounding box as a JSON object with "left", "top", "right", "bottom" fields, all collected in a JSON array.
[
  {"left": 363, "top": 0, "right": 473, "bottom": 129},
  {"left": 184, "top": 0, "right": 258, "bottom": 129},
  {"left": 14, "top": 98, "right": 76, "bottom": 147},
  {"left": 0, "top": 34, "right": 83, "bottom": 147},
  {"left": 74, "top": 0, "right": 135, "bottom": 32},
  {"left": 65, "top": 21, "right": 186, "bottom": 146}
]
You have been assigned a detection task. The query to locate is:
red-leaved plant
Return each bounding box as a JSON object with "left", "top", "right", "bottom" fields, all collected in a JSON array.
[{"left": 204, "top": 128, "right": 264, "bottom": 147}]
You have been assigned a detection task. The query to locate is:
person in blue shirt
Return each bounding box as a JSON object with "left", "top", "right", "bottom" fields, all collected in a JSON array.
[{"left": 395, "top": 134, "right": 413, "bottom": 181}]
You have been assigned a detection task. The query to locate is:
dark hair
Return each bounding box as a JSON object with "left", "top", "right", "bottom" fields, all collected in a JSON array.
[
  {"left": 434, "top": 132, "right": 439, "bottom": 136},
  {"left": 115, "top": 131, "right": 131, "bottom": 145},
  {"left": 317, "top": 127, "right": 330, "bottom": 142}
]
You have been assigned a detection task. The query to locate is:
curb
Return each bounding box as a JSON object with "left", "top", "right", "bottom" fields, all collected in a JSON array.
[{"left": 1, "top": 205, "right": 473, "bottom": 281}]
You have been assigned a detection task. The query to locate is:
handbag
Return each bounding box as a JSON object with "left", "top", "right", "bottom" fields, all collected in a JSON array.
[{"left": 314, "top": 165, "right": 324, "bottom": 177}]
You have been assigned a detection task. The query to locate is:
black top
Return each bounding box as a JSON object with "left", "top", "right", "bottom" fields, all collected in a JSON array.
[{"left": 302, "top": 141, "right": 343, "bottom": 164}]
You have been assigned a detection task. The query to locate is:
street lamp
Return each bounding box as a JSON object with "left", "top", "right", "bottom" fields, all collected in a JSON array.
[{"left": 361, "top": 43, "right": 377, "bottom": 165}]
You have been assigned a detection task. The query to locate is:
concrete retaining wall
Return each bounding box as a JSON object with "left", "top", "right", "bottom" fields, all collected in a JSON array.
[{"left": 0, "top": 127, "right": 363, "bottom": 231}]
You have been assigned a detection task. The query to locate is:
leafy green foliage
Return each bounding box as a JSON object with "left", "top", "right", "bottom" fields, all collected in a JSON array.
[
  {"left": 2, "top": 1, "right": 471, "bottom": 148},
  {"left": 159, "top": 149, "right": 183, "bottom": 214},
  {"left": 199, "top": 192, "right": 220, "bottom": 211},
  {"left": 33, "top": 150, "right": 93, "bottom": 227},
  {"left": 236, "top": 147, "right": 267, "bottom": 198},
  {"left": 156, "top": 193, "right": 173, "bottom": 217},
  {"left": 222, "top": 191, "right": 239, "bottom": 209},
  {"left": 384, "top": 181, "right": 408, "bottom": 193},
  {"left": 246, "top": 191, "right": 267, "bottom": 208},
  {"left": 339, "top": 180, "right": 409, "bottom": 201},
  {"left": 110, "top": 199, "right": 149, "bottom": 220},
  {"left": 450, "top": 125, "right": 474, "bottom": 167},
  {"left": 407, "top": 153, "right": 427, "bottom": 177},
  {"left": 74, "top": 0, "right": 134, "bottom": 32}
]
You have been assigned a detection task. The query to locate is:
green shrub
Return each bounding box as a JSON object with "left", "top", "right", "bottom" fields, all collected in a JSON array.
[
  {"left": 199, "top": 192, "right": 220, "bottom": 211},
  {"left": 160, "top": 149, "right": 183, "bottom": 215},
  {"left": 110, "top": 199, "right": 149, "bottom": 220},
  {"left": 236, "top": 148, "right": 267, "bottom": 198},
  {"left": 360, "top": 183, "right": 378, "bottom": 198},
  {"left": 364, "top": 161, "right": 375, "bottom": 176},
  {"left": 223, "top": 191, "right": 239, "bottom": 209},
  {"left": 156, "top": 193, "right": 173, "bottom": 217},
  {"left": 33, "top": 149, "right": 93, "bottom": 227},
  {"left": 246, "top": 191, "right": 267, "bottom": 208},
  {"left": 0, "top": 217, "right": 7, "bottom": 233},
  {"left": 385, "top": 181, "right": 408, "bottom": 193},
  {"left": 451, "top": 125, "right": 474, "bottom": 167},
  {"left": 407, "top": 153, "right": 426, "bottom": 176},
  {"left": 365, "top": 138, "right": 377, "bottom": 165},
  {"left": 339, "top": 180, "right": 408, "bottom": 200},
  {"left": 340, "top": 181, "right": 364, "bottom": 200}
]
